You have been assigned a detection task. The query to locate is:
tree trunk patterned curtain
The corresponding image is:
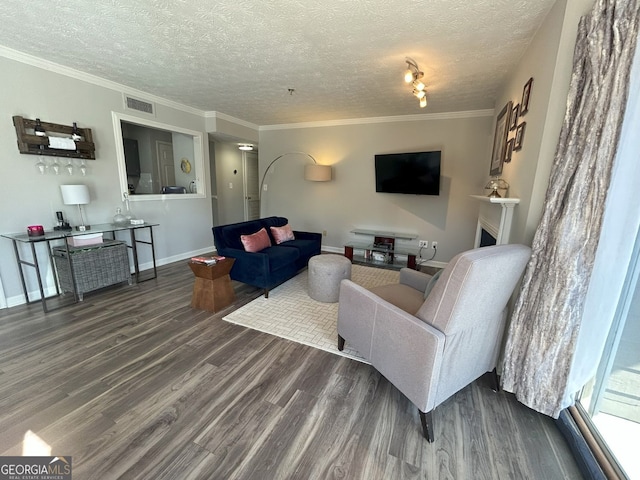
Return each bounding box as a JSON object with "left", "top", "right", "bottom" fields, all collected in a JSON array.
[{"left": 501, "top": 0, "right": 640, "bottom": 418}]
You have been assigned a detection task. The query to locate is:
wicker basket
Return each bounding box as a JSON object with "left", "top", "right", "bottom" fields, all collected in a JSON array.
[{"left": 53, "top": 240, "right": 131, "bottom": 300}]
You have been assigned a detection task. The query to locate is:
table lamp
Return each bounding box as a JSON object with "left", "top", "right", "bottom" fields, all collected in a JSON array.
[
  {"left": 484, "top": 177, "right": 510, "bottom": 198},
  {"left": 60, "top": 184, "right": 91, "bottom": 231}
]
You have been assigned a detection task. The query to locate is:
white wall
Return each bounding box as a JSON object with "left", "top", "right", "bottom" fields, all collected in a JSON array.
[
  {"left": 0, "top": 54, "right": 214, "bottom": 306},
  {"left": 258, "top": 114, "right": 494, "bottom": 262}
]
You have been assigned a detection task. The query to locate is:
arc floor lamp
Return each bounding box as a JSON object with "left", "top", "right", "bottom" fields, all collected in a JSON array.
[{"left": 258, "top": 152, "right": 332, "bottom": 206}]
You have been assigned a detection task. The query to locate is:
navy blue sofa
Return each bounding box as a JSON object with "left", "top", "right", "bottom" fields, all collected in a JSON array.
[{"left": 212, "top": 216, "right": 322, "bottom": 297}]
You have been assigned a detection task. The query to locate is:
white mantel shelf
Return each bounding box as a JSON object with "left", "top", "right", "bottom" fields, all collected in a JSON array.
[
  {"left": 469, "top": 195, "right": 520, "bottom": 205},
  {"left": 469, "top": 195, "right": 520, "bottom": 246}
]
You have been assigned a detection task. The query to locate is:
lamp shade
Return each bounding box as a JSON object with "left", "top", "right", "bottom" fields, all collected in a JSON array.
[
  {"left": 304, "top": 164, "right": 332, "bottom": 182},
  {"left": 60, "top": 184, "right": 90, "bottom": 205}
]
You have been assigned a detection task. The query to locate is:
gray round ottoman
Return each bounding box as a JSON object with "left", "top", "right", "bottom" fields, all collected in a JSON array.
[{"left": 308, "top": 254, "right": 352, "bottom": 303}]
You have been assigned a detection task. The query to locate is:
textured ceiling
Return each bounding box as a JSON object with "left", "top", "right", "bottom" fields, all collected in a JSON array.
[{"left": 0, "top": 0, "right": 557, "bottom": 126}]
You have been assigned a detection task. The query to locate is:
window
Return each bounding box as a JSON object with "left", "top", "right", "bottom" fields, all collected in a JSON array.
[{"left": 111, "top": 112, "right": 205, "bottom": 200}]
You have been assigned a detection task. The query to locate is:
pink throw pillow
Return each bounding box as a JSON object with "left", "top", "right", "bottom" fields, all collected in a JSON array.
[
  {"left": 270, "top": 224, "right": 295, "bottom": 244},
  {"left": 241, "top": 227, "right": 271, "bottom": 252}
]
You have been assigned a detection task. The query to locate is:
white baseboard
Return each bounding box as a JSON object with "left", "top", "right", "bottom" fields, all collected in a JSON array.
[
  {"left": 417, "top": 259, "right": 448, "bottom": 269},
  {"left": 321, "top": 245, "right": 343, "bottom": 254},
  {"left": 5, "top": 285, "right": 59, "bottom": 308},
  {"left": 2, "top": 247, "right": 216, "bottom": 309},
  {"left": 149, "top": 247, "right": 214, "bottom": 270},
  {"left": 2, "top": 245, "right": 444, "bottom": 309}
]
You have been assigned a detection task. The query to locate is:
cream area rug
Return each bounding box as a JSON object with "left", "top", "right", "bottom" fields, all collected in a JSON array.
[{"left": 223, "top": 264, "right": 400, "bottom": 363}]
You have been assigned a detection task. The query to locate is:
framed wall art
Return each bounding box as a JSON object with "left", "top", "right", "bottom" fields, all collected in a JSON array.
[
  {"left": 514, "top": 122, "right": 526, "bottom": 151},
  {"left": 490, "top": 101, "right": 512, "bottom": 176},
  {"left": 520, "top": 77, "right": 533, "bottom": 115},
  {"left": 510, "top": 104, "right": 520, "bottom": 131},
  {"left": 505, "top": 138, "right": 515, "bottom": 163}
]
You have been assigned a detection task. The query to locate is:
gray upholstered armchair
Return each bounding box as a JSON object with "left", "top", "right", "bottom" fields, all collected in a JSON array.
[{"left": 337, "top": 244, "right": 531, "bottom": 442}]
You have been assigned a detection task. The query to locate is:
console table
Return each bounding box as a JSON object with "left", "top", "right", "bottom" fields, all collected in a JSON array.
[
  {"left": 344, "top": 228, "right": 418, "bottom": 270},
  {"left": 2, "top": 222, "right": 158, "bottom": 312}
]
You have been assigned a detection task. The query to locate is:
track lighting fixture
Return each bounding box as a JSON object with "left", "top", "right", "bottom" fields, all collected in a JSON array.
[
  {"left": 404, "top": 57, "right": 427, "bottom": 108},
  {"left": 404, "top": 68, "right": 414, "bottom": 83}
]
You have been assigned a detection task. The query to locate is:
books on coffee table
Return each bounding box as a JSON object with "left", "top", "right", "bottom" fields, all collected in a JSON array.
[{"left": 191, "top": 255, "right": 225, "bottom": 265}]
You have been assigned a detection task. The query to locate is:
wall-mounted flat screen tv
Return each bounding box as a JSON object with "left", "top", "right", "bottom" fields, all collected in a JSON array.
[{"left": 375, "top": 151, "right": 441, "bottom": 195}]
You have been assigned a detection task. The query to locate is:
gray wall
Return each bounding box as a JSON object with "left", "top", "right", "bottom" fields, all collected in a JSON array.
[
  {"left": 258, "top": 114, "right": 494, "bottom": 262},
  {"left": 255, "top": 0, "right": 596, "bottom": 263},
  {"left": 0, "top": 55, "right": 214, "bottom": 305},
  {"left": 172, "top": 131, "right": 197, "bottom": 190},
  {"left": 494, "top": 0, "right": 595, "bottom": 245},
  {"left": 0, "top": 0, "right": 594, "bottom": 306}
]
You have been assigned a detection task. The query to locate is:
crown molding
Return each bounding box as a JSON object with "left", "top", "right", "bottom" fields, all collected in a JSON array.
[
  {"left": 205, "top": 111, "right": 260, "bottom": 131},
  {"left": 0, "top": 45, "right": 493, "bottom": 130},
  {"left": 0, "top": 45, "right": 205, "bottom": 117},
  {"left": 260, "top": 109, "right": 495, "bottom": 131}
]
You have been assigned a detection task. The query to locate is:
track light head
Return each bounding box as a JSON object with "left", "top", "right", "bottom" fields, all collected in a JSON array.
[
  {"left": 404, "top": 57, "right": 428, "bottom": 109},
  {"left": 404, "top": 68, "right": 414, "bottom": 83}
]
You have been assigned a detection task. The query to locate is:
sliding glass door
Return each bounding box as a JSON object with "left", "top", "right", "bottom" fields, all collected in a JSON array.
[{"left": 578, "top": 230, "right": 640, "bottom": 479}]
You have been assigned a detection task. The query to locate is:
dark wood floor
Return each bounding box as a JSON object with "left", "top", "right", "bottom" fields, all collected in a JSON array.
[{"left": 0, "top": 260, "right": 583, "bottom": 479}]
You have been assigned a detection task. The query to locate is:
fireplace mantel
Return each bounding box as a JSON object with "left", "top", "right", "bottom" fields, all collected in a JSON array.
[
  {"left": 469, "top": 195, "right": 521, "bottom": 205},
  {"left": 470, "top": 195, "right": 520, "bottom": 247}
]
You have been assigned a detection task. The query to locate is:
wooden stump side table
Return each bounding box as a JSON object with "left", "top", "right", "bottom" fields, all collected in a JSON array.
[{"left": 188, "top": 258, "right": 236, "bottom": 313}]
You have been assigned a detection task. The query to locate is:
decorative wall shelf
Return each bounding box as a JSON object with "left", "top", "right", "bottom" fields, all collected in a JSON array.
[{"left": 13, "top": 116, "right": 96, "bottom": 159}]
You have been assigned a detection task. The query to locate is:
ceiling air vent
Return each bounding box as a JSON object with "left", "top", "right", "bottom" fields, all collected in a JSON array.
[{"left": 123, "top": 95, "right": 155, "bottom": 116}]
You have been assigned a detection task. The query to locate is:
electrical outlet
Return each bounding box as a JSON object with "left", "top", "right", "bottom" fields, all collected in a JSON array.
[
  {"left": 431, "top": 241, "right": 438, "bottom": 250},
  {"left": 419, "top": 240, "right": 429, "bottom": 248},
  {"left": 322, "top": 230, "right": 327, "bottom": 236}
]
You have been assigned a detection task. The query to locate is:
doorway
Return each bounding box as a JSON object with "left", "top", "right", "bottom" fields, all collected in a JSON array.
[
  {"left": 243, "top": 150, "right": 259, "bottom": 221},
  {"left": 156, "top": 141, "right": 175, "bottom": 191},
  {"left": 209, "top": 141, "right": 259, "bottom": 226}
]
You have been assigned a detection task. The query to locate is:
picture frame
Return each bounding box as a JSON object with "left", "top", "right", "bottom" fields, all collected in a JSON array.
[
  {"left": 514, "top": 122, "right": 526, "bottom": 151},
  {"left": 510, "top": 104, "right": 520, "bottom": 131},
  {"left": 520, "top": 77, "right": 533, "bottom": 115},
  {"left": 504, "top": 138, "right": 515, "bottom": 163},
  {"left": 490, "top": 101, "right": 512, "bottom": 176}
]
